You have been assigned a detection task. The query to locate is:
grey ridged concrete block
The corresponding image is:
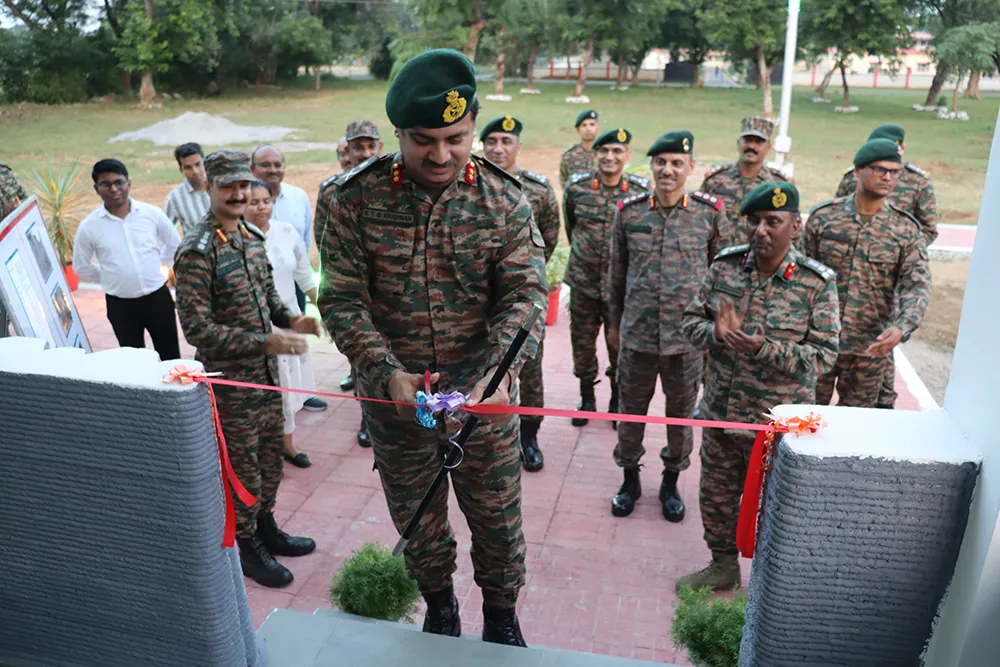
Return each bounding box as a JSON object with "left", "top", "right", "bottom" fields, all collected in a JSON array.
[
  {"left": 0, "top": 342, "right": 265, "bottom": 667},
  {"left": 741, "top": 406, "right": 980, "bottom": 667}
]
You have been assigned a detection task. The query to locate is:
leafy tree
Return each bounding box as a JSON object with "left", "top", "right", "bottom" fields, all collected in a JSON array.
[
  {"left": 369, "top": 36, "right": 395, "bottom": 80},
  {"left": 658, "top": 0, "right": 715, "bottom": 86},
  {"left": 557, "top": 0, "right": 614, "bottom": 96},
  {"left": 0, "top": 0, "right": 89, "bottom": 33},
  {"left": 801, "top": 0, "right": 912, "bottom": 108},
  {"left": 913, "top": 0, "right": 1000, "bottom": 104},
  {"left": 934, "top": 22, "right": 1000, "bottom": 111},
  {"left": 498, "top": 0, "right": 553, "bottom": 89},
  {"left": 701, "top": 0, "right": 787, "bottom": 116},
  {"left": 604, "top": 0, "right": 671, "bottom": 88},
  {"left": 272, "top": 14, "right": 334, "bottom": 90}
]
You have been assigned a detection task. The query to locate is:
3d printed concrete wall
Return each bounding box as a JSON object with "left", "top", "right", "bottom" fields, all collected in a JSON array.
[
  {"left": 740, "top": 405, "right": 980, "bottom": 667},
  {"left": 0, "top": 338, "right": 266, "bottom": 667}
]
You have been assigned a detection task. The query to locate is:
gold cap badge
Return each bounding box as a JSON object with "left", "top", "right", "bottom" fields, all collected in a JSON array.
[
  {"left": 501, "top": 116, "right": 516, "bottom": 132},
  {"left": 772, "top": 187, "right": 788, "bottom": 208},
  {"left": 443, "top": 90, "right": 467, "bottom": 124},
  {"left": 616, "top": 128, "right": 627, "bottom": 143},
  {"left": 682, "top": 137, "right": 690, "bottom": 153}
]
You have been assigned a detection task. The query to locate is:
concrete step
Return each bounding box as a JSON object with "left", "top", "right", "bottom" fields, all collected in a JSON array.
[{"left": 257, "top": 608, "right": 677, "bottom": 666}]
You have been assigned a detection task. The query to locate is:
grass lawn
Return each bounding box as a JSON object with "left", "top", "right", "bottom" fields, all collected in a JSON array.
[{"left": 3, "top": 78, "right": 996, "bottom": 225}]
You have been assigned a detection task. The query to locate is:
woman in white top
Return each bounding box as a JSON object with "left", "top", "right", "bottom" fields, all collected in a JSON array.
[{"left": 246, "top": 180, "right": 319, "bottom": 468}]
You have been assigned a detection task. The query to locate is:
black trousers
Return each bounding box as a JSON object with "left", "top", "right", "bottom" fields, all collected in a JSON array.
[
  {"left": 295, "top": 283, "right": 307, "bottom": 313},
  {"left": 105, "top": 284, "right": 181, "bottom": 361}
]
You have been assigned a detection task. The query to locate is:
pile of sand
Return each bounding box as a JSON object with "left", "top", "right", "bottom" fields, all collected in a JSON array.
[{"left": 109, "top": 111, "right": 297, "bottom": 147}]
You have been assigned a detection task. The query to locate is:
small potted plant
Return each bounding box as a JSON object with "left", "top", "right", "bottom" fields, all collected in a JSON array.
[
  {"left": 671, "top": 586, "right": 747, "bottom": 667},
  {"left": 544, "top": 244, "right": 570, "bottom": 325},
  {"left": 329, "top": 542, "right": 421, "bottom": 623},
  {"left": 30, "top": 161, "right": 88, "bottom": 290}
]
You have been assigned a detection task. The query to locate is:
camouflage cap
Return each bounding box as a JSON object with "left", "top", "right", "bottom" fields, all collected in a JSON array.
[
  {"left": 853, "top": 138, "right": 903, "bottom": 167},
  {"left": 479, "top": 115, "right": 522, "bottom": 142},
  {"left": 593, "top": 127, "right": 632, "bottom": 149},
  {"left": 739, "top": 116, "right": 776, "bottom": 141},
  {"left": 345, "top": 120, "right": 380, "bottom": 141},
  {"left": 575, "top": 109, "right": 598, "bottom": 127},
  {"left": 740, "top": 180, "right": 799, "bottom": 215},
  {"left": 385, "top": 49, "right": 477, "bottom": 129},
  {"left": 647, "top": 130, "right": 694, "bottom": 156},
  {"left": 868, "top": 123, "right": 905, "bottom": 145},
  {"left": 205, "top": 149, "right": 254, "bottom": 185}
]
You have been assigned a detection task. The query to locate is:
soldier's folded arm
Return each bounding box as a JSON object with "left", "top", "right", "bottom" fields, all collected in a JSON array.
[
  {"left": 607, "top": 208, "right": 628, "bottom": 331},
  {"left": 682, "top": 267, "right": 725, "bottom": 349},
  {"left": 174, "top": 247, "right": 268, "bottom": 357},
  {"left": 753, "top": 280, "right": 841, "bottom": 377},
  {"left": 562, "top": 189, "right": 576, "bottom": 244},
  {"left": 894, "top": 238, "right": 932, "bottom": 343},
  {"left": 916, "top": 182, "right": 938, "bottom": 245},
  {"left": 316, "top": 196, "right": 406, "bottom": 396},
  {"left": 539, "top": 189, "right": 561, "bottom": 263},
  {"left": 486, "top": 191, "right": 548, "bottom": 381}
]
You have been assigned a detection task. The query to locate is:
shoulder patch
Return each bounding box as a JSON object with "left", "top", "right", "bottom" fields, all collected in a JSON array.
[
  {"left": 843, "top": 165, "right": 855, "bottom": 175},
  {"left": 341, "top": 154, "right": 390, "bottom": 186},
  {"left": 319, "top": 170, "right": 349, "bottom": 191},
  {"left": 243, "top": 221, "right": 267, "bottom": 241},
  {"left": 690, "top": 190, "right": 725, "bottom": 212},
  {"left": 800, "top": 256, "right": 836, "bottom": 282},
  {"left": 888, "top": 203, "right": 921, "bottom": 229},
  {"left": 808, "top": 198, "right": 842, "bottom": 217},
  {"left": 563, "top": 144, "right": 580, "bottom": 154},
  {"left": 904, "top": 162, "right": 928, "bottom": 178},
  {"left": 768, "top": 165, "right": 790, "bottom": 180},
  {"left": 702, "top": 164, "right": 730, "bottom": 181},
  {"left": 617, "top": 193, "right": 648, "bottom": 212},
  {"left": 627, "top": 173, "right": 650, "bottom": 189},
  {"left": 568, "top": 171, "right": 592, "bottom": 186},
  {"left": 177, "top": 226, "right": 213, "bottom": 256},
  {"left": 520, "top": 169, "right": 548, "bottom": 185},
  {"left": 474, "top": 155, "right": 522, "bottom": 189},
  {"left": 713, "top": 244, "right": 750, "bottom": 261}
]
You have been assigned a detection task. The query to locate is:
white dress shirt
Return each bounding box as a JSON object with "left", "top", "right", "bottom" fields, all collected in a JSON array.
[
  {"left": 271, "top": 182, "right": 313, "bottom": 252},
  {"left": 73, "top": 199, "right": 181, "bottom": 299},
  {"left": 264, "top": 218, "right": 317, "bottom": 317},
  {"left": 164, "top": 180, "right": 210, "bottom": 236}
]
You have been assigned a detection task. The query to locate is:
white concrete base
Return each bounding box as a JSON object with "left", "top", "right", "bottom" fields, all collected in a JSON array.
[
  {"left": 519, "top": 88, "right": 541, "bottom": 95},
  {"left": 835, "top": 106, "right": 860, "bottom": 113},
  {"left": 485, "top": 94, "right": 512, "bottom": 102},
  {"left": 938, "top": 109, "right": 970, "bottom": 121},
  {"left": 565, "top": 96, "right": 591, "bottom": 104},
  {"left": 811, "top": 97, "right": 831, "bottom": 103}
]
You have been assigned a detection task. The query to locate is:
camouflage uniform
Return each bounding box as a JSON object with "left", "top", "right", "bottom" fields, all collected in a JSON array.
[
  {"left": 317, "top": 152, "right": 547, "bottom": 608},
  {"left": 609, "top": 191, "right": 731, "bottom": 472},
  {"left": 515, "top": 167, "right": 560, "bottom": 425},
  {"left": 1, "top": 164, "right": 27, "bottom": 219},
  {"left": 564, "top": 170, "right": 651, "bottom": 384},
  {"left": 314, "top": 171, "right": 351, "bottom": 259},
  {"left": 559, "top": 144, "right": 596, "bottom": 189},
  {"left": 682, "top": 245, "right": 840, "bottom": 556},
  {"left": 701, "top": 163, "right": 790, "bottom": 239},
  {"left": 803, "top": 196, "right": 931, "bottom": 408},
  {"left": 174, "top": 212, "right": 295, "bottom": 538}
]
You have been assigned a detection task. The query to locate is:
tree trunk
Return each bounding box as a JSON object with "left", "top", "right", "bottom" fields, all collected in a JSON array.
[
  {"left": 138, "top": 0, "right": 156, "bottom": 107},
  {"left": 757, "top": 46, "right": 773, "bottom": 117},
  {"left": 314, "top": 67, "right": 321, "bottom": 90},
  {"left": 121, "top": 70, "right": 132, "bottom": 94},
  {"left": 840, "top": 60, "right": 850, "bottom": 107},
  {"left": 615, "top": 49, "right": 627, "bottom": 88},
  {"left": 494, "top": 26, "right": 506, "bottom": 95},
  {"left": 953, "top": 71, "right": 962, "bottom": 112},
  {"left": 815, "top": 66, "right": 835, "bottom": 97},
  {"left": 573, "top": 39, "right": 594, "bottom": 97},
  {"left": 255, "top": 68, "right": 262, "bottom": 96},
  {"left": 526, "top": 44, "right": 538, "bottom": 89},
  {"left": 965, "top": 70, "right": 981, "bottom": 99},
  {"left": 631, "top": 63, "right": 641, "bottom": 86},
  {"left": 924, "top": 64, "right": 949, "bottom": 106},
  {"left": 464, "top": 18, "right": 488, "bottom": 61}
]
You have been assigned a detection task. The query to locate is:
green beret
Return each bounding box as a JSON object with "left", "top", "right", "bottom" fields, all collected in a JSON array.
[
  {"left": 853, "top": 138, "right": 903, "bottom": 168},
  {"left": 385, "top": 49, "right": 477, "bottom": 130},
  {"left": 575, "top": 110, "right": 598, "bottom": 127},
  {"left": 868, "top": 123, "right": 905, "bottom": 145},
  {"left": 740, "top": 180, "right": 799, "bottom": 216},
  {"left": 647, "top": 130, "right": 694, "bottom": 156},
  {"left": 479, "top": 115, "right": 522, "bottom": 142},
  {"left": 593, "top": 128, "right": 632, "bottom": 149}
]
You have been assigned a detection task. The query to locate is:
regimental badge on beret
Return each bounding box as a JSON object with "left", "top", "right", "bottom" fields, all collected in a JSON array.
[
  {"left": 646, "top": 130, "right": 694, "bottom": 157},
  {"left": 502, "top": 116, "right": 516, "bottom": 132},
  {"left": 772, "top": 187, "right": 788, "bottom": 208},
  {"left": 740, "top": 180, "right": 799, "bottom": 216},
  {"left": 593, "top": 128, "right": 632, "bottom": 149},
  {"left": 616, "top": 128, "right": 627, "bottom": 142},
  {"left": 443, "top": 90, "right": 467, "bottom": 124},
  {"left": 682, "top": 137, "right": 690, "bottom": 153}
]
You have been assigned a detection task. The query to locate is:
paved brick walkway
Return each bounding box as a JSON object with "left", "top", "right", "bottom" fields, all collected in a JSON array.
[{"left": 70, "top": 286, "right": 921, "bottom": 664}]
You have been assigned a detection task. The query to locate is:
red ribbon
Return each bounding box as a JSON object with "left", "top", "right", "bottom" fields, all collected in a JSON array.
[{"left": 205, "top": 382, "right": 258, "bottom": 547}]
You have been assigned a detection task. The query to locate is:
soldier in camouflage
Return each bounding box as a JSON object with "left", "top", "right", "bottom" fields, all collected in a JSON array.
[
  {"left": 316, "top": 119, "right": 387, "bottom": 447},
  {"left": 174, "top": 149, "right": 322, "bottom": 589},
  {"left": 700, "top": 117, "right": 790, "bottom": 239},
  {"left": 564, "top": 127, "right": 650, "bottom": 428},
  {"left": 608, "top": 130, "right": 731, "bottom": 522},
  {"left": 832, "top": 124, "right": 937, "bottom": 409},
  {"left": 481, "top": 115, "right": 561, "bottom": 473},
  {"left": 1, "top": 164, "right": 27, "bottom": 219},
  {"left": 317, "top": 50, "right": 547, "bottom": 647},
  {"left": 559, "top": 109, "right": 599, "bottom": 188},
  {"left": 804, "top": 138, "right": 931, "bottom": 408},
  {"left": 678, "top": 181, "right": 840, "bottom": 592}
]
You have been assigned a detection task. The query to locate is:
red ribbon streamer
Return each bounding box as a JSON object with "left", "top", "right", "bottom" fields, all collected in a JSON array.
[
  {"left": 204, "top": 382, "right": 258, "bottom": 548},
  {"left": 736, "top": 430, "right": 775, "bottom": 558}
]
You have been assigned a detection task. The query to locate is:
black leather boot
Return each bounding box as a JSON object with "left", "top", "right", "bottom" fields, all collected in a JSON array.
[
  {"left": 609, "top": 380, "right": 620, "bottom": 430},
  {"left": 520, "top": 420, "right": 544, "bottom": 472},
  {"left": 659, "top": 470, "right": 685, "bottom": 522},
  {"left": 482, "top": 605, "right": 527, "bottom": 647},
  {"left": 340, "top": 374, "right": 356, "bottom": 392},
  {"left": 257, "top": 512, "right": 316, "bottom": 557},
  {"left": 572, "top": 380, "right": 596, "bottom": 427},
  {"left": 357, "top": 417, "right": 371, "bottom": 448},
  {"left": 422, "top": 588, "right": 462, "bottom": 637},
  {"left": 237, "top": 535, "right": 294, "bottom": 588},
  {"left": 611, "top": 467, "right": 642, "bottom": 517}
]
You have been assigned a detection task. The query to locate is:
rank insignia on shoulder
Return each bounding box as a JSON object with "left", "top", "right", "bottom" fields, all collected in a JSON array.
[
  {"left": 520, "top": 170, "right": 547, "bottom": 185},
  {"left": 904, "top": 162, "right": 928, "bottom": 178},
  {"left": 569, "top": 172, "right": 591, "bottom": 186},
  {"left": 627, "top": 173, "right": 650, "bottom": 189},
  {"left": 714, "top": 243, "right": 750, "bottom": 261},
  {"left": 800, "top": 256, "right": 836, "bottom": 281},
  {"left": 691, "top": 190, "right": 724, "bottom": 211},
  {"left": 702, "top": 164, "right": 727, "bottom": 180},
  {"left": 464, "top": 161, "right": 477, "bottom": 185},
  {"left": 809, "top": 198, "right": 839, "bottom": 216},
  {"left": 391, "top": 161, "right": 403, "bottom": 187},
  {"left": 843, "top": 165, "right": 855, "bottom": 175},
  {"left": 617, "top": 193, "right": 647, "bottom": 211}
]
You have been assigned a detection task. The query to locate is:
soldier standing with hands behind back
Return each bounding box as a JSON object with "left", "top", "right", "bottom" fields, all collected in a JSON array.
[
  {"left": 174, "top": 150, "right": 321, "bottom": 589},
  {"left": 559, "top": 110, "right": 600, "bottom": 188}
]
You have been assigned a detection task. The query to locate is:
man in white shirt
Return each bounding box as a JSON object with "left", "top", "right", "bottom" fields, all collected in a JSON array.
[
  {"left": 74, "top": 159, "right": 182, "bottom": 360},
  {"left": 251, "top": 145, "right": 313, "bottom": 313},
  {"left": 164, "top": 143, "right": 210, "bottom": 236}
]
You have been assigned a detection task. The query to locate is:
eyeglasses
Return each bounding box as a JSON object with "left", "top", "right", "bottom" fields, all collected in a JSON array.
[
  {"left": 597, "top": 146, "right": 627, "bottom": 158},
  {"left": 97, "top": 179, "right": 128, "bottom": 190},
  {"left": 866, "top": 165, "right": 902, "bottom": 178}
]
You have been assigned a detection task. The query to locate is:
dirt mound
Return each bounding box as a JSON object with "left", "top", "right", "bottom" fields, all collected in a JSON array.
[{"left": 109, "top": 111, "right": 296, "bottom": 147}]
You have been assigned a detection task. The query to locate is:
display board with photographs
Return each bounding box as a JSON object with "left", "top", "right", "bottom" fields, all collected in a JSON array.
[{"left": 0, "top": 197, "right": 91, "bottom": 351}]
